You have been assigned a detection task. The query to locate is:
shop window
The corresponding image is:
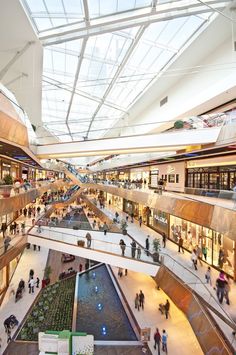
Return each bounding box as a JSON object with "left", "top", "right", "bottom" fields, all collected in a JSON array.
[{"left": 168, "top": 174, "right": 175, "bottom": 183}]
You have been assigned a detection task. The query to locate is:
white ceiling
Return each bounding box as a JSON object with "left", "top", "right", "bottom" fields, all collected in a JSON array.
[{"left": 19, "top": 0, "right": 229, "bottom": 143}]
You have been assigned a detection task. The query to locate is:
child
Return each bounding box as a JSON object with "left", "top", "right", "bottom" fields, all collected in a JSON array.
[{"left": 205, "top": 266, "right": 212, "bottom": 286}]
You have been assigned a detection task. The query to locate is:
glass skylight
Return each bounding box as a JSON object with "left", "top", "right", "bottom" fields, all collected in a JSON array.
[{"left": 21, "top": 0, "right": 214, "bottom": 142}]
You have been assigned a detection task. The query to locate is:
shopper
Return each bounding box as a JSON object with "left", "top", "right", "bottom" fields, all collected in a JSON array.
[
  {"left": 154, "top": 328, "right": 161, "bottom": 354},
  {"left": 205, "top": 267, "right": 212, "bottom": 286},
  {"left": 196, "top": 245, "right": 203, "bottom": 266},
  {"left": 36, "top": 277, "right": 40, "bottom": 288},
  {"left": 130, "top": 240, "right": 136, "bottom": 258},
  {"left": 137, "top": 245, "right": 141, "bottom": 259},
  {"left": 119, "top": 239, "right": 126, "bottom": 256},
  {"left": 103, "top": 221, "right": 108, "bottom": 236},
  {"left": 202, "top": 245, "right": 208, "bottom": 261},
  {"left": 178, "top": 235, "right": 184, "bottom": 253},
  {"left": 145, "top": 235, "right": 150, "bottom": 256},
  {"left": 130, "top": 212, "right": 134, "bottom": 223},
  {"left": 164, "top": 299, "right": 170, "bottom": 319},
  {"left": 162, "top": 232, "right": 167, "bottom": 248},
  {"left": 118, "top": 267, "right": 123, "bottom": 277},
  {"left": 216, "top": 271, "right": 227, "bottom": 304},
  {"left": 28, "top": 277, "right": 35, "bottom": 294},
  {"left": 135, "top": 293, "right": 140, "bottom": 311},
  {"left": 218, "top": 248, "right": 224, "bottom": 269},
  {"left": 162, "top": 329, "right": 168, "bottom": 353},
  {"left": 139, "top": 216, "right": 142, "bottom": 227},
  {"left": 191, "top": 249, "right": 198, "bottom": 270},
  {"left": 4, "top": 235, "right": 11, "bottom": 253},
  {"left": 139, "top": 290, "right": 145, "bottom": 310},
  {"left": 85, "top": 232, "right": 92, "bottom": 248}
]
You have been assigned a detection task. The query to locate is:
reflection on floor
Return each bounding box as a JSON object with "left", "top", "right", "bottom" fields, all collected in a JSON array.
[{"left": 112, "top": 267, "right": 203, "bottom": 355}]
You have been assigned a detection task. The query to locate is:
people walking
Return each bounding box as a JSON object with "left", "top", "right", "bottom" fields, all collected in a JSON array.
[
  {"left": 130, "top": 212, "right": 134, "bottom": 223},
  {"left": 139, "top": 290, "right": 145, "bottom": 310},
  {"left": 139, "top": 216, "right": 142, "bottom": 227},
  {"left": 154, "top": 328, "right": 161, "bottom": 354},
  {"left": 164, "top": 299, "right": 170, "bottom": 319},
  {"left": 202, "top": 245, "right": 207, "bottom": 261},
  {"left": 145, "top": 235, "right": 150, "bottom": 256},
  {"left": 178, "top": 235, "right": 184, "bottom": 253},
  {"left": 119, "top": 239, "right": 126, "bottom": 256},
  {"left": 135, "top": 293, "right": 140, "bottom": 311},
  {"left": 137, "top": 245, "right": 141, "bottom": 259},
  {"left": 103, "top": 222, "right": 108, "bottom": 236},
  {"left": 162, "top": 232, "right": 167, "bottom": 248},
  {"left": 162, "top": 329, "right": 168, "bottom": 353},
  {"left": 205, "top": 267, "right": 212, "bottom": 286},
  {"left": 28, "top": 277, "right": 35, "bottom": 294},
  {"left": 36, "top": 277, "right": 40, "bottom": 288},
  {"left": 196, "top": 245, "right": 203, "bottom": 266},
  {"left": 130, "top": 240, "right": 136, "bottom": 258},
  {"left": 216, "top": 271, "right": 227, "bottom": 304},
  {"left": 4, "top": 235, "right": 11, "bottom": 253},
  {"left": 191, "top": 249, "right": 198, "bottom": 270},
  {"left": 85, "top": 232, "right": 92, "bottom": 248}
]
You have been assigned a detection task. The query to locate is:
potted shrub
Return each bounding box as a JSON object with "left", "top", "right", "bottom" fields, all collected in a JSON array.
[
  {"left": 44, "top": 265, "right": 52, "bottom": 285},
  {"left": 0, "top": 175, "right": 13, "bottom": 198},
  {"left": 152, "top": 238, "right": 161, "bottom": 262},
  {"left": 120, "top": 219, "right": 128, "bottom": 235},
  {"left": 77, "top": 240, "right": 85, "bottom": 247},
  {"left": 174, "top": 120, "right": 184, "bottom": 129}
]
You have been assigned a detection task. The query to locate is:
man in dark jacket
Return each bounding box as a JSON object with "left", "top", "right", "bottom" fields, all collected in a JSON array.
[
  {"left": 145, "top": 235, "right": 150, "bottom": 256},
  {"left": 154, "top": 328, "right": 161, "bottom": 354}
]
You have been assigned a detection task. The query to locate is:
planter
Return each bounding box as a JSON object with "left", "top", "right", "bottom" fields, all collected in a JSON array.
[
  {"left": 153, "top": 252, "right": 160, "bottom": 263},
  {"left": 77, "top": 240, "right": 85, "bottom": 247},
  {"left": 122, "top": 229, "right": 127, "bottom": 235}
]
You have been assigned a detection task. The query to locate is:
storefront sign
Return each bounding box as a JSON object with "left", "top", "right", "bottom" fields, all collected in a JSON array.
[{"left": 154, "top": 214, "right": 168, "bottom": 224}]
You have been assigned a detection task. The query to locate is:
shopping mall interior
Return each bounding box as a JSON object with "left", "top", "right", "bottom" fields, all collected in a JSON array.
[{"left": 0, "top": 0, "right": 236, "bottom": 354}]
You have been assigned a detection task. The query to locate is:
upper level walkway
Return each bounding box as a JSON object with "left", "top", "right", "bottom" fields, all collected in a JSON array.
[
  {"left": 36, "top": 127, "right": 221, "bottom": 159},
  {"left": 0, "top": 179, "right": 73, "bottom": 217},
  {"left": 28, "top": 226, "right": 160, "bottom": 276},
  {"left": 83, "top": 181, "right": 236, "bottom": 240}
]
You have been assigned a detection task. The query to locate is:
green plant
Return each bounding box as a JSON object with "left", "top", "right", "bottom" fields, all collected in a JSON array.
[
  {"left": 174, "top": 120, "right": 184, "bottom": 129},
  {"left": 3, "top": 174, "right": 13, "bottom": 185},
  {"left": 44, "top": 265, "right": 52, "bottom": 279},
  {"left": 152, "top": 238, "right": 161, "bottom": 253},
  {"left": 120, "top": 219, "right": 128, "bottom": 231}
]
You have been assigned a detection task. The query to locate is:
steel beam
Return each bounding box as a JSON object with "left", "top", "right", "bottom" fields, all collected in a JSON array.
[
  {"left": 39, "top": 0, "right": 230, "bottom": 46},
  {"left": 0, "top": 41, "right": 34, "bottom": 80},
  {"left": 85, "top": 26, "right": 147, "bottom": 138}
]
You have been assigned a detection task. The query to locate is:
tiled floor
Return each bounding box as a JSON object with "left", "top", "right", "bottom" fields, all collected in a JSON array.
[{"left": 112, "top": 266, "right": 203, "bottom": 355}]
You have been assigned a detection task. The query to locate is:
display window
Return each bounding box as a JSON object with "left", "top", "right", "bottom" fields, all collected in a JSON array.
[
  {"left": 148, "top": 209, "right": 168, "bottom": 234},
  {"left": 0, "top": 267, "right": 7, "bottom": 294},
  {"left": 169, "top": 215, "right": 234, "bottom": 277}
]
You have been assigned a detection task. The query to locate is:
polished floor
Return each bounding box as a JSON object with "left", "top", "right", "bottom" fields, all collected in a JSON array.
[
  {"left": 111, "top": 266, "right": 203, "bottom": 355},
  {"left": 91, "top": 198, "right": 236, "bottom": 347}
]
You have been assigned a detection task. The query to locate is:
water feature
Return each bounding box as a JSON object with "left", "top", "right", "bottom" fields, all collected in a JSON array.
[{"left": 76, "top": 264, "right": 138, "bottom": 341}]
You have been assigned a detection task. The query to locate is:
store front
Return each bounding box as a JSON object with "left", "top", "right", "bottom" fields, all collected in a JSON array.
[
  {"left": 169, "top": 215, "right": 235, "bottom": 278},
  {"left": 106, "top": 193, "right": 123, "bottom": 210},
  {"left": 123, "top": 199, "right": 139, "bottom": 217},
  {"left": 148, "top": 209, "right": 169, "bottom": 235}
]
